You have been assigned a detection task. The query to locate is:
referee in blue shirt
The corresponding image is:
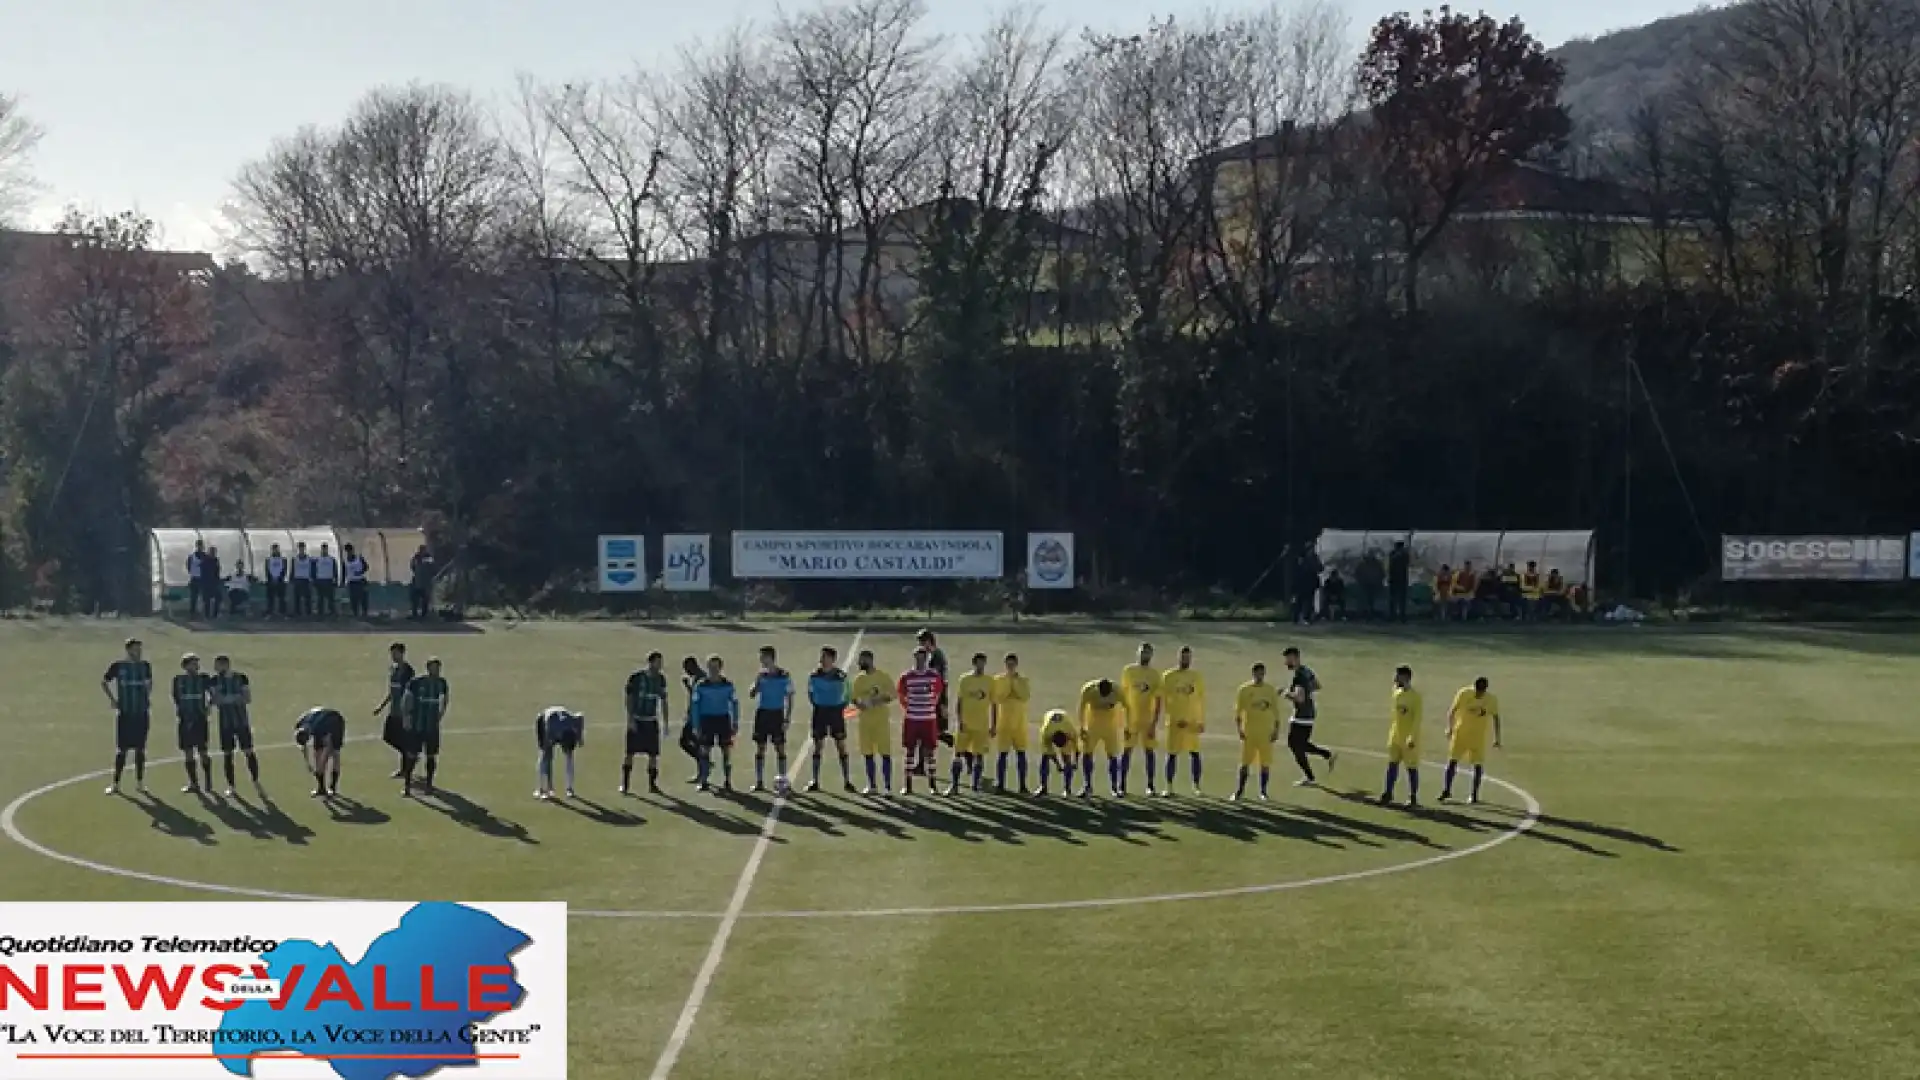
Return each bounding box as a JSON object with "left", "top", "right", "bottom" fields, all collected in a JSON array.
[{"left": 805, "top": 646, "right": 855, "bottom": 792}]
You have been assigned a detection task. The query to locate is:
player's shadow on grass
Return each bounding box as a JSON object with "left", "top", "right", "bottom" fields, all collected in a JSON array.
[
  {"left": 649, "top": 794, "right": 767, "bottom": 838},
  {"left": 248, "top": 799, "right": 316, "bottom": 845},
  {"left": 788, "top": 794, "right": 919, "bottom": 842},
  {"left": 1476, "top": 805, "right": 1679, "bottom": 853},
  {"left": 1289, "top": 803, "right": 1448, "bottom": 851},
  {"left": 845, "top": 788, "right": 1025, "bottom": 844},
  {"left": 1172, "top": 800, "right": 1360, "bottom": 850},
  {"left": 549, "top": 796, "right": 644, "bottom": 828},
  {"left": 324, "top": 795, "right": 391, "bottom": 826},
  {"left": 134, "top": 795, "right": 218, "bottom": 845},
  {"left": 203, "top": 794, "right": 275, "bottom": 840},
  {"left": 729, "top": 792, "right": 845, "bottom": 838},
  {"left": 1393, "top": 800, "right": 1620, "bottom": 859},
  {"left": 418, "top": 790, "right": 535, "bottom": 843}
]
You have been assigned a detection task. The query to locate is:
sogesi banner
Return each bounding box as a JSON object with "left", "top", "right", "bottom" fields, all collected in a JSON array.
[
  {"left": 1720, "top": 535, "right": 1908, "bottom": 582},
  {"left": 0, "top": 901, "right": 567, "bottom": 1080},
  {"left": 732, "top": 531, "right": 1005, "bottom": 580}
]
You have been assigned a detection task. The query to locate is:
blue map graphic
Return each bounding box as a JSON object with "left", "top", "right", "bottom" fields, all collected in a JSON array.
[{"left": 218, "top": 902, "right": 531, "bottom": 1080}]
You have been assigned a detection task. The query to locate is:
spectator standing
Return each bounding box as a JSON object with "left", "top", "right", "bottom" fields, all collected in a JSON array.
[
  {"left": 315, "top": 544, "right": 339, "bottom": 617},
  {"left": 1291, "top": 548, "right": 1322, "bottom": 625},
  {"left": 199, "top": 546, "right": 224, "bottom": 619},
  {"left": 343, "top": 544, "right": 371, "bottom": 618},
  {"left": 1388, "top": 542, "right": 1411, "bottom": 621},
  {"left": 1355, "top": 552, "right": 1385, "bottom": 620},
  {"left": 185, "top": 541, "right": 206, "bottom": 618},
  {"left": 263, "top": 544, "right": 289, "bottom": 617},
  {"left": 225, "top": 564, "right": 251, "bottom": 617},
  {"left": 292, "top": 543, "right": 314, "bottom": 617},
  {"left": 409, "top": 548, "right": 436, "bottom": 620}
]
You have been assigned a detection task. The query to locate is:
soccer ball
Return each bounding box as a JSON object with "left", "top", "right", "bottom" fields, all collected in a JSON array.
[{"left": 774, "top": 775, "right": 790, "bottom": 796}]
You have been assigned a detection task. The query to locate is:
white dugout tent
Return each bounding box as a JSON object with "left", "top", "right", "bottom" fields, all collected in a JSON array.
[
  {"left": 149, "top": 526, "right": 426, "bottom": 613},
  {"left": 1315, "top": 530, "right": 1597, "bottom": 592}
]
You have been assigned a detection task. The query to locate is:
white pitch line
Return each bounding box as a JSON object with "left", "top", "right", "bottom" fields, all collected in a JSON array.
[{"left": 645, "top": 628, "right": 862, "bottom": 1080}]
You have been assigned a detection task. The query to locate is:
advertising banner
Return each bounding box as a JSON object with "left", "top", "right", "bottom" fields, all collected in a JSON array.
[
  {"left": 1720, "top": 535, "right": 1907, "bottom": 582},
  {"left": 661, "top": 534, "right": 712, "bottom": 592},
  {"left": 731, "top": 532, "right": 1004, "bottom": 580},
  {"left": 596, "top": 536, "right": 644, "bottom": 592},
  {"left": 1025, "top": 533, "right": 1075, "bottom": 589},
  {"left": 0, "top": 901, "right": 567, "bottom": 1079}
]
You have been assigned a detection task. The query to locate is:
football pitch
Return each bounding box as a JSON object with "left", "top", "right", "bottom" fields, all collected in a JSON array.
[{"left": 2, "top": 618, "right": 1918, "bottom": 1080}]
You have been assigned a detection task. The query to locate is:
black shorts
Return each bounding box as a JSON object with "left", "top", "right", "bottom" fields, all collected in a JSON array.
[
  {"left": 381, "top": 714, "right": 408, "bottom": 752},
  {"left": 116, "top": 711, "right": 150, "bottom": 752},
  {"left": 752, "top": 709, "right": 787, "bottom": 746},
  {"left": 219, "top": 713, "right": 255, "bottom": 753},
  {"left": 810, "top": 705, "right": 847, "bottom": 741},
  {"left": 697, "top": 717, "right": 735, "bottom": 749},
  {"left": 407, "top": 722, "right": 442, "bottom": 757},
  {"left": 627, "top": 718, "right": 662, "bottom": 756},
  {"left": 176, "top": 713, "right": 209, "bottom": 751},
  {"left": 314, "top": 717, "right": 346, "bottom": 749}
]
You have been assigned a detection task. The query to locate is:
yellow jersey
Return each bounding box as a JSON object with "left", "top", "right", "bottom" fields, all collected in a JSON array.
[
  {"left": 1120, "top": 664, "right": 1163, "bottom": 728},
  {"left": 1078, "top": 680, "right": 1128, "bottom": 730},
  {"left": 955, "top": 673, "right": 995, "bottom": 731},
  {"left": 850, "top": 670, "right": 894, "bottom": 719},
  {"left": 1038, "top": 711, "right": 1079, "bottom": 754},
  {"left": 1161, "top": 667, "right": 1205, "bottom": 727},
  {"left": 1235, "top": 680, "right": 1284, "bottom": 742},
  {"left": 1390, "top": 686, "right": 1423, "bottom": 740},
  {"left": 991, "top": 673, "right": 1031, "bottom": 727},
  {"left": 1449, "top": 688, "right": 1499, "bottom": 733}
]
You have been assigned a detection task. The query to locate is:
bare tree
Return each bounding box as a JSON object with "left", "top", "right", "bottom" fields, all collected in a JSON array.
[
  {"left": 1067, "top": 16, "right": 1255, "bottom": 340},
  {"left": 538, "top": 72, "right": 678, "bottom": 401},
  {"left": 0, "top": 91, "right": 40, "bottom": 224},
  {"left": 230, "top": 85, "right": 505, "bottom": 520},
  {"left": 775, "top": 0, "right": 940, "bottom": 364},
  {"left": 1189, "top": 1, "right": 1354, "bottom": 336},
  {"left": 667, "top": 29, "right": 786, "bottom": 366}
]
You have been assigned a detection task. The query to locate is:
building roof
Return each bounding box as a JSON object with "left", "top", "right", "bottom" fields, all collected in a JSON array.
[
  {"left": 0, "top": 229, "right": 217, "bottom": 277},
  {"left": 1454, "top": 161, "right": 1656, "bottom": 221}
]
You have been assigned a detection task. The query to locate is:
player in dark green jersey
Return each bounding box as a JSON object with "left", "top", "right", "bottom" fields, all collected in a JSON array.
[
  {"left": 622, "top": 652, "right": 670, "bottom": 795},
  {"left": 372, "top": 642, "right": 416, "bottom": 779},
  {"left": 211, "top": 655, "right": 262, "bottom": 799},
  {"left": 101, "top": 638, "right": 154, "bottom": 796},
  {"left": 171, "top": 654, "right": 214, "bottom": 795},
  {"left": 399, "top": 657, "right": 450, "bottom": 797}
]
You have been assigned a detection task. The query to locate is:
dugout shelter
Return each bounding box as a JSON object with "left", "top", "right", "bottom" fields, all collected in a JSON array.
[
  {"left": 1314, "top": 529, "right": 1596, "bottom": 611},
  {"left": 149, "top": 526, "right": 427, "bottom": 615}
]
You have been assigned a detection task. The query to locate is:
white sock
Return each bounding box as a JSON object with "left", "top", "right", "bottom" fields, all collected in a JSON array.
[{"left": 565, "top": 754, "right": 576, "bottom": 790}]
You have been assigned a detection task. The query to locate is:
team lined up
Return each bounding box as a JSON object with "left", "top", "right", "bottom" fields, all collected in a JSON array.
[
  {"left": 96, "top": 632, "right": 1506, "bottom": 812},
  {"left": 613, "top": 633, "right": 1506, "bottom": 807}
]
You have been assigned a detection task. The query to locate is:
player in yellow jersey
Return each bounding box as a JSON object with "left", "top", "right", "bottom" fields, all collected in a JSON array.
[
  {"left": 1077, "top": 678, "right": 1129, "bottom": 799},
  {"left": 1119, "top": 642, "right": 1164, "bottom": 797},
  {"left": 1036, "top": 708, "right": 1080, "bottom": 796},
  {"left": 849, "top": 649, "right": 896, "bottom": 796},
  {"left": 990, "top": 653, "right": 1032, "bottom": 793},
  {"left": 1380, "top": 665, "right": 1423, "bottom": 808},
  {"left": 951, "top": 652, "right": 995, "bottom": 794},
  {"left": 1232, "top": 663, "right": 1284, "bottom": 802},
  {"left": 1441, "top": 676, "right": 1502, "bottom": 804},
  {"left": 1160, "top": 646, "right": 1206, "bottom": 796}
]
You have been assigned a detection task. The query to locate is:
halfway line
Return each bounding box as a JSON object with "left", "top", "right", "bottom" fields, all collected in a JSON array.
[{"left": 645, "top": 628, "right": 862, "bottom": 1080}]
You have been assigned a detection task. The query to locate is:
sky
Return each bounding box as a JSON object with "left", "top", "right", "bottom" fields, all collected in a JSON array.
[{"left": 0, "top": 0, "right": 1721, "bottom": 256}]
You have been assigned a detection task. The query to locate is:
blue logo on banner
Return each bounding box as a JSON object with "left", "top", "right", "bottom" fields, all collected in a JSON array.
[
  {"left": 605, "top": 539, "right": 637, "bottom": 559},
  {"left": 668, "top": 542, "right": 707, "bottom": 582},
  {"left": 604, "top": 538, "right": 639, "bottom": 586},
  {"left": 217, "top": 902, "right": 531, "bottom": 1080}
]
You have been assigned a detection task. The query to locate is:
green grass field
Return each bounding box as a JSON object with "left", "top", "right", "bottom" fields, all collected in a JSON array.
[{"left": 2, "top": 618, "right": 1918, "bottom": 1080}]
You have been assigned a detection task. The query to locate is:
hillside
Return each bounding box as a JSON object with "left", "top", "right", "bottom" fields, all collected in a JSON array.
[{"left": 1551, "top": 3, "right": 1741, "bottom": 134}]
